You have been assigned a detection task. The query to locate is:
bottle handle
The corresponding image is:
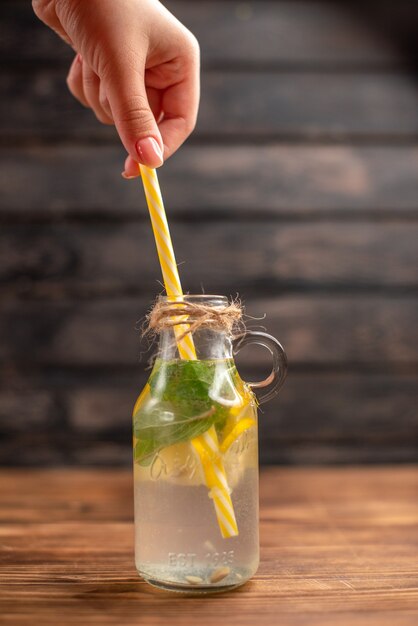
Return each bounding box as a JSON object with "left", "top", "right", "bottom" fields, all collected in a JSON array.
[{"left": 232, "top": 331, "right": 288, "bottom": 405}]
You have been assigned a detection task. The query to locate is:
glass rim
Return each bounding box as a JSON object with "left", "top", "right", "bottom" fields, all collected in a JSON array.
[{"left": 157, "top": 294, "right": 228, "bottom": 304}]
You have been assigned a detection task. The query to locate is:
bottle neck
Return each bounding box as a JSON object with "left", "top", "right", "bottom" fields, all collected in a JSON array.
[{"left": 157, "top": 328, "right": 233, "bottom": 361}]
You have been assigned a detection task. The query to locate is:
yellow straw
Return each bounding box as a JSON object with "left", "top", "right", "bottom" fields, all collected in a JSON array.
[{"left": 139, "top": 164, "right": 238, "bottom": 538}]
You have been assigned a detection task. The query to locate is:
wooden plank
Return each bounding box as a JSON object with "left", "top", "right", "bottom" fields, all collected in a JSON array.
[
  {"left": 2, "top": 1, "right": 416, "bottom": 67},
  {"left": 169, "top": 0, "right": 418, "bottom": 68},
  {"left": 0, "top": 296, "right": 417, "bottom": 367},
  {"left": 1, "top": 221, "right": 417, "bottom": 295},
  {"left": 198, "top": 72, "right": 418, "bottom": 139},
  {"left": 0, "top": 468, "right": 417, "bottom": 625},
  {"left": 1, "top": 145, "right": 418, "bottom": 217},
  {"left": 0, "top": 1, "right": 72, "bottom": 65},
  {"left": 2, "top": 70, "right": 418, "bottom": 139}
]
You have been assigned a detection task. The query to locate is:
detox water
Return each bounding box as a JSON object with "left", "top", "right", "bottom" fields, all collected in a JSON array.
[{"left": 133, "top": 358, "right": 259, "bottom": 592}]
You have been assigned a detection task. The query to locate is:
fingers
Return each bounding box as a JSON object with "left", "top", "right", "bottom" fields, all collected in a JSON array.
[
  {"left": 120, "top": 88, "right": 163, "bottom": 179},
  {"left": 66, "top": 54, "right": 89, "bottom": 107},
  {"left": 67, "top": 54, "right": 113, "bottom": 124},
  {"left": 158, "top": 76, "right": 199, "bottom": 159},
  {"left": 122, "top": 155, "right": 141, "bottom": 179},
  {"left": 118, "top": 47, "right": 199, "bottom": 177},
  {"left": 146, "top": 87, "right": 164, "bottom": 124},
  {"left": 82, "top": 64, "right": 113, "bottom": 124},
  {"left": 36, "top": 0, "right": 200, "bottom": 172},
  {"left": 67, "top": 52, "right": 163, "bottom": 170},
  {"left": 158, "top": 38, "right": 200, "bottom": 159},
  {"left": 67, "top": 52, "right": 175, "bottom": 171},
  {"left": 112, "top": 38, "right": 200, "bottom": 170},
  {"left": 104, "top": 61, "right": 164, "bottom": 169},
  {"left": 120, "top": 64, "right": 198, "bottom": 180}
]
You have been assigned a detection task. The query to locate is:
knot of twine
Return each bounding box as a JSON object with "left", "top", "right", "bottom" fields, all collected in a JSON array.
[{"left": 145, "top": 299, "right": 243, "bottom": 339}]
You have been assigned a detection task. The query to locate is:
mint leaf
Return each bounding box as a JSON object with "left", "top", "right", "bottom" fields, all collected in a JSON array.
[
  {"left": 134, "top": 438, "right": 157, "bottom": 466},
  {"left": 133, "top": 360, "right": 236, "bottom": 464},
  {"left": 134, "top": 406, "right": 216, "bottom": 466}
]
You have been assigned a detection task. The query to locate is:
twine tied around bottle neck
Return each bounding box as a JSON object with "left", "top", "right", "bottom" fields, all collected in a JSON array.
[{"left": 145, "top": 299, "right": 244, "bottom": 340}]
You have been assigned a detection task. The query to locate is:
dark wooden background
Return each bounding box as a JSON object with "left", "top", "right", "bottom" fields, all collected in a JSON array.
[{"left": 0, "top": 0, "right": 417, "bottom": 465}]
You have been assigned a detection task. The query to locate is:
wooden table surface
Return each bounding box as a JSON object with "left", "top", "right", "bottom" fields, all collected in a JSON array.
[{"left": 0, "top": 467, "right": 417, "bottom": 625}]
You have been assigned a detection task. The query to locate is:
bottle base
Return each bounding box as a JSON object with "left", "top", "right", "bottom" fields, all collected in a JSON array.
[
  {"left": 142, "top": 576, "right": 247, "bottom": 595},
  {"left": 137, "top": 565, "right": 254, "bottom": 595}
]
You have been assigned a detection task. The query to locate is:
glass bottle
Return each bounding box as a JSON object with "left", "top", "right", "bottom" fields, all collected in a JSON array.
[{"left": 132, "top": 295, "right": 287, "bottom": 593}]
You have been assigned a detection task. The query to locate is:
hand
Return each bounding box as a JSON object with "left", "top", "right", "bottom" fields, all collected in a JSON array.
[{"left": 32, "top": 0, "right": 200, "bottom": 175}]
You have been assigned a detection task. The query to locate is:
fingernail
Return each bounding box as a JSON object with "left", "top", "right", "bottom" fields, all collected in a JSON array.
[
  {"left": 135, "top": 137, "right": 164, "bottom": 167},
  {"left": 121, "top": 172, "right": 137, "bottom": 179},
  {"left": 76, "top": 53, "right": 83, "bottom": 64}
]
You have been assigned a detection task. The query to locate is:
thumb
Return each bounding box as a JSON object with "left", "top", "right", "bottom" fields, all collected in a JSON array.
[{"left": 105, "top": 64, "right": 164, "bottom": 168}]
